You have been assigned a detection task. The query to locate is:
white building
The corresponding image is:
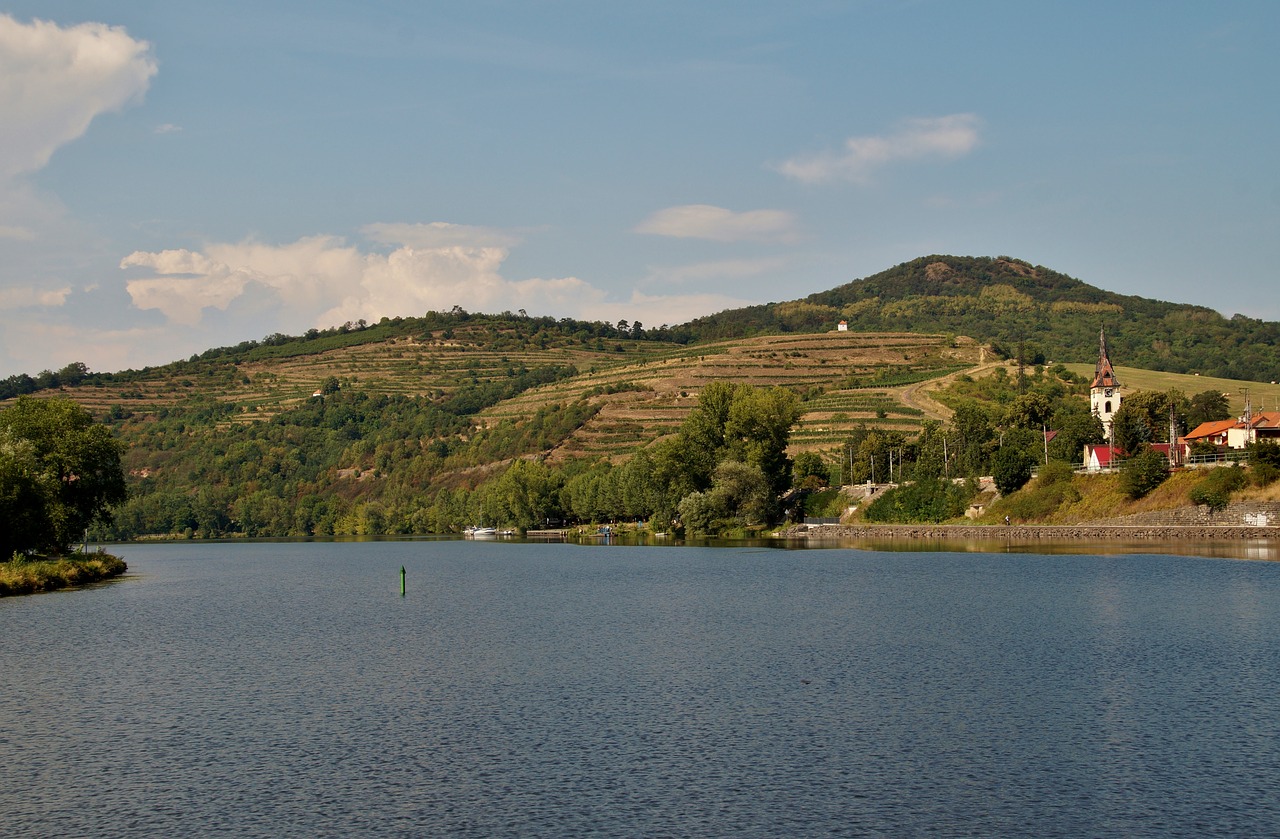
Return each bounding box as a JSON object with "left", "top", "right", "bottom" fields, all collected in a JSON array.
[{"left": 1089, "top": 327, "right": 1122, "bottom": 442}]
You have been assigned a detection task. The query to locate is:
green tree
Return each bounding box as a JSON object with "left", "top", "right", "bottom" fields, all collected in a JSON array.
[
  {"left": 1048, "top": 409, "right": 1104, "bottom": 464},
  {"left": 1120, "top": 447, "right": 1169, "bottom": 499},
  {"left": 950, "top": 401, "right": 995, "bottom": 476},
  {"left": 793, "top": 451, "right": 829, "bottom": 490},
  {"left": 1110, "top": 403, "right": 1151, "bottom": 457},
  {"left": 1002, "top": 392, "right": 1052, "bottom": 429},
  {"left": 1187, "top": 389, "right": 1231, "bottom": 429},
  {"left": 993, "top": 445, "right": 1036, "bottom": 495},
  {"left": 665, "top": 381, "right": 800, "bottom": 512},
  {"left": 0, "top": 397, "right": 126, "bottom": 556}
]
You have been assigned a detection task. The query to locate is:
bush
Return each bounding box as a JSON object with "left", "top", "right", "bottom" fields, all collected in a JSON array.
[
  {"left": 1190, "top": 466, "right": 1246, "bottom": 513},
  {"left": 998, "top": 479, "right": 1080, "bottom": 525},
  {"left": 1249, "top": 441, "right": 1280, "bottom": 486},
  {"left": 1120, "top": 447, "right": 1169, "bottom": 500},
  {"left": 1038, "top": 460, "right": 1075, "bottom": 485},
  {"left": 864, "top": 477, "right": 973, "bottom": 523}
]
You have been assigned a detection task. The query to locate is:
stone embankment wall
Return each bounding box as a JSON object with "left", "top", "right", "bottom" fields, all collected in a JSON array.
[
  {"left": 779, "top": 502, "right": 1280, "bottom": 542},
  {"left": 1084, "top": 501, "right": 1280, "bottom": 529},
  {"left": 785, "top": 524, "right": 1280, "bottom": 541}
]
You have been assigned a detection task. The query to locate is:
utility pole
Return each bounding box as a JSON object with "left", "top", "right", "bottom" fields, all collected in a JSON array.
[{"left": 1242, "top": 388, "right": 1255, "bottom": 446}]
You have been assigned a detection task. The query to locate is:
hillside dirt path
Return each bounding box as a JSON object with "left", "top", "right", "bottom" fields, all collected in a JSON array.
[{"left": 892, "top": 360, "right": 1010, "bottom": 422}]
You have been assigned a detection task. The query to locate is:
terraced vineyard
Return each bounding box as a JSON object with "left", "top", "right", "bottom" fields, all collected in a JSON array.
[
  {"left": 479, "top": 331, "right": 982, "bottom": 461},
  {"left": 51, "top": 322, "right": 670, "bottom": 423},
  {"left": 21, "top": 319, "right": 986, "bottom": 473}
]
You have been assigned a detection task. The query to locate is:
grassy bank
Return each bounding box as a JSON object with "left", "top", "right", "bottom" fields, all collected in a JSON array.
[{"left": 0, "top": 552, "right": 128, "bottom": 597}]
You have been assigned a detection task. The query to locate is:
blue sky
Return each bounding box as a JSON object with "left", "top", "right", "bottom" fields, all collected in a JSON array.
[{"left": 1, "top": 1, "right": 1277, "bottom": 377}]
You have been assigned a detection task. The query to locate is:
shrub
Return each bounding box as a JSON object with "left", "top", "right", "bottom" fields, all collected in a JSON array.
[
  {"left": 1038, "top": 459, "right": 1075, "bottom": 485},
  {"left": 864, "top": 477, "right": 973, "bottom": 523},
  {"left": 1190, "top": 466, "right": 1246, "bottom": 512},
  {"left": 1249, "top": 441, "right": 1280, "bottom": 486},
  {"left": 1120, "top": 447, "right": 1169, "bottom": 500}
]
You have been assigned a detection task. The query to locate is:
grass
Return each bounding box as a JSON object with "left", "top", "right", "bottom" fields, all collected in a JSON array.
[
  {"left": 0, "top": 551, "right": 128, "bottom": 597},
  {"left": 1061, "top": 364, "right": 1280, "bottom": 416}
]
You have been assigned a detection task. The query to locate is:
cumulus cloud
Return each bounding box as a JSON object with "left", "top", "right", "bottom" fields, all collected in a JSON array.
[
  {"left": 777, "top": 114, "right": 981, "bottom": 184},
  {"left": 0, "top": 284, "right": 71, "bottom": 309},
  {"left": 119, "top": 228, "right": 752, "bottom": 333},
  {"left": 0, "top": 14, "right": 157, "bottom": 180},
  {"left": 634, "top": 204, "right": 799, "bottom": 243},
  {"left": 121, "top": 236, "right": 365, "bottom": 326}
]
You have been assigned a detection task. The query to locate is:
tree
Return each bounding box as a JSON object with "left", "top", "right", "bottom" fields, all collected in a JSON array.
[
  {"left": 1121, "top": 447, "right": 1169, "bottom": 499},
  {"left": 993, "top": 445, "right": 1036, "bottom": 495},
  {"left": 0, "top": 397, "right": 126, "bottom": 556},
  {"left": 1110, "top": 403, "right": 1150, "bottom": 457},
  {"left": 1187, "top": 390, "right": 1231, "bottom": 429},
  {"left": 670, "top": 381, "right": 800, "bottom": 500},
  {"left": 1116, "top": 389, "right": 1188, "bottom": 449},
  {"left": 793, "top": 451, "right": 829, "bottom": 490},
  {"left": 950, "top": 401, "right": 995, "bottom": 476},
  {"left": 1003, "top": 392, "right": 1052, "bottom": 429},
  {"left": 1048, "top": 408, "right": 1104, "bottom": 464}
]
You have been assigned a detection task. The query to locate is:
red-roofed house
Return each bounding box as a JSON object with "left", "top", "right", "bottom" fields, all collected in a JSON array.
[
  {"left": 1183, "top": 411, "right": 1280, "bottom": 452},
  {"left": 1085, "top": 443, "right": 1171, "bottom": 472},
  {"left": 1182, "top": 418, "right": 1237, "bottom": 449},
  {"left": 1234, "top": 411, "right": 1280, "bottom": 448}
]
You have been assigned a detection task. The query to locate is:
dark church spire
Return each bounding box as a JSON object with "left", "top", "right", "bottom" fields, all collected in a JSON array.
[{"left": 1091, "top": 327, "right": 1119, "bottom": 389}]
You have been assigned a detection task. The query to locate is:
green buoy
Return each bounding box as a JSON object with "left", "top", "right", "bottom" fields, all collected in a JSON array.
[{"left": 400, "top": 565, "right": 406, "bottom": 597}]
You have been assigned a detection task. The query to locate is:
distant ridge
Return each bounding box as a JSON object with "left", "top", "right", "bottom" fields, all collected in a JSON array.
[
  {"left": 4, "top": 255, "right": 1276, "bottom": 396},
  {"left": 682, "top": 255, "right": 1279, "bottom": 381}
]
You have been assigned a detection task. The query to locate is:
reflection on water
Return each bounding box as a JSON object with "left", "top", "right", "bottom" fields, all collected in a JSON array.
[
  {"left": 3, "top": 541, "right": 1280, "bottom": 837},
  {"left": 801, "top": 536, "right": 1280, "bottom": 562}
]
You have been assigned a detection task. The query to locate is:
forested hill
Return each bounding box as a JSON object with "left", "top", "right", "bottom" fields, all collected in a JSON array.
[{"left": 683, "top": 255, "right": 1279, "bottom": 381}]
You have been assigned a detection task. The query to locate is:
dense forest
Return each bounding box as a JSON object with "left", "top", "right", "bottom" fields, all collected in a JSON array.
[{"left": 100, "top": 380, "right": 799, "bottom": 539}]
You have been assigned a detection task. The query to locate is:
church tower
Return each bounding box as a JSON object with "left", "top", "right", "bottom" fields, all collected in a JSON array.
[{"left": 1090, "top": 327, "right": 1122, "bottom": 442}]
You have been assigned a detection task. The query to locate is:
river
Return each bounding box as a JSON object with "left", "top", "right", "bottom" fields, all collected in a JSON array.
[{"left": 3, "top": 540, "right": 1279, "bottom": 837}]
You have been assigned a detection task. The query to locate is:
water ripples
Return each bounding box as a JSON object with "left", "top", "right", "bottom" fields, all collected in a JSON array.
[{"left": 3, "top": 542, "right": 1279, "bottom": 836}]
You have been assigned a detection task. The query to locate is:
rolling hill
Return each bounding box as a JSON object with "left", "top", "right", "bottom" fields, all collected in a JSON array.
[{"left": 6, "top": 255, "right": 1279, "bottom": 538}]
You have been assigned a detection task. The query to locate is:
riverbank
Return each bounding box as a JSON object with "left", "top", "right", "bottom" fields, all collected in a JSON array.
[
  {"left": 0, "top": 552, "right": 128, "bottom": 597},
  {"left": 778, "top": 523, "right": 1280, "bottom": 541}
]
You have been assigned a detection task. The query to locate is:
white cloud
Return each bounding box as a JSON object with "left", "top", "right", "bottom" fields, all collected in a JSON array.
[
  {"left": 777, "top": 114, "right": 982, "bottom": 184},
  {"left": 0, "top": 14, "right": 157, "bottom": 179},
  {"left": 121, "top": 236, "right": 365, "bottom": 326},
  {"left": 154, "top": 123, "right": 182, "bottom": 134},
  {"left": 0, "top": 284, "right": 71, "bottom": 309},
  {"left": 362, "top": 221, "right": 525, "bottom": 249},
  {"left": 120, "top": 229, "right": 753, "bottom": 334},
  {"left": 634, "top": 204, "right": 799, "bottom": 243}
]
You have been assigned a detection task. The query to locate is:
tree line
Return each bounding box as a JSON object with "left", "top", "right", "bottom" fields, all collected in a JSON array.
[{"left": 1, "top": 397, "right": 126, "bottom": 558}]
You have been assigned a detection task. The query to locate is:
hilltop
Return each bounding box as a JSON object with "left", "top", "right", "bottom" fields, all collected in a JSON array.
[{"left": 686, "top": 255, "right": 1280, "bottom": 382}]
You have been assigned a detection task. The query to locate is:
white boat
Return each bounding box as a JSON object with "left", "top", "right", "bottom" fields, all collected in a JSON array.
[{"left": 464, "top": 526, "right": 497, "bottom": 538}]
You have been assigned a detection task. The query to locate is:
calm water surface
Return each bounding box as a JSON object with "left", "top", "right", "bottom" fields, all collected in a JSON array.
[{"left": 3, "top": 541, "right": 1280, "bottom": 837}]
